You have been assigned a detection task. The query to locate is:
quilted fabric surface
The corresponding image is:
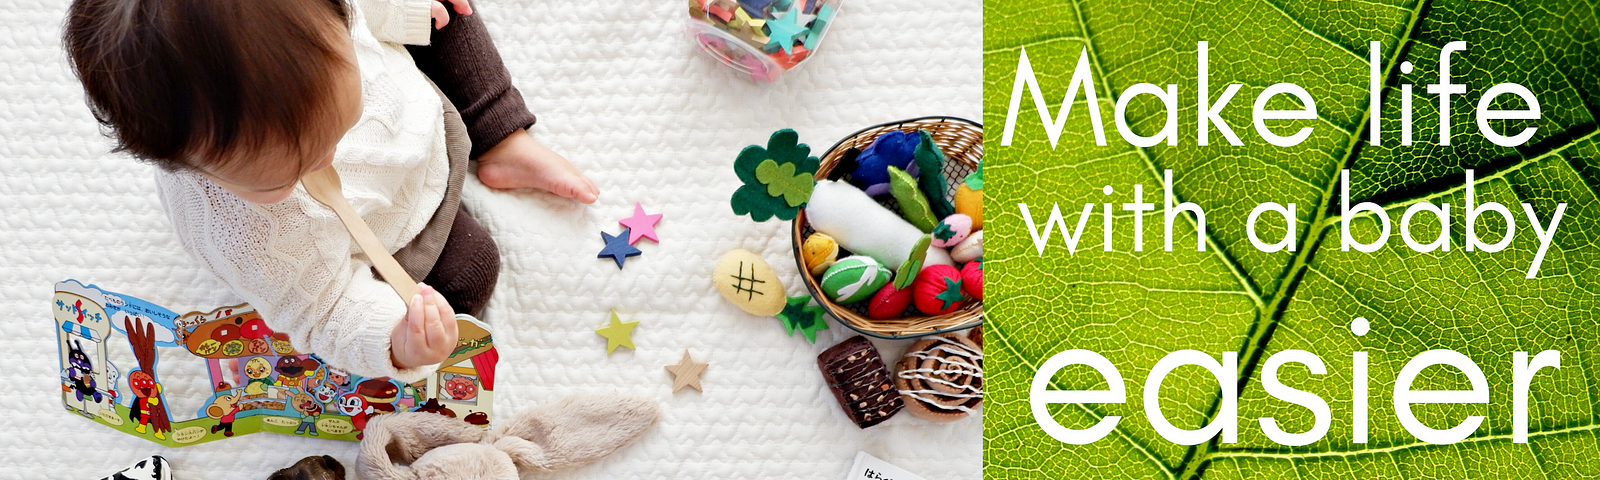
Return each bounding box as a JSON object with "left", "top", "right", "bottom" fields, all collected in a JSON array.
[{"left": 0, "top": 0, "right": 980, "bottom": 478}]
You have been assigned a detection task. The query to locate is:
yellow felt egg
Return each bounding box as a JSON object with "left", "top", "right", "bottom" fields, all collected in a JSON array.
[
  {"left": 955, "top": 183, "right": 982, "bottom": 230},
  {"left": 802, "top": 233, "right": 840, "bottom": 276},
  {"left": 713, "top": 249, "right": 787, "bottom": 316}
]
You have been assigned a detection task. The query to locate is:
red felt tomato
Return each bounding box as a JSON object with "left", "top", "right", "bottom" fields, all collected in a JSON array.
[
  {"left": 867, "top": 283, "right": 913, "bottom": 320},
  {"left": 961, "top": 260, "right": 982, "bottom": 300},
  {"left": 912, "top": 264, "right": 965, "bottom": 315}
]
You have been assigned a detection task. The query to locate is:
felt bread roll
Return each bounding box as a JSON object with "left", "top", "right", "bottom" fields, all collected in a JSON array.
[{"left": 806, "top": 180, "right": 953, "bottom": 271}]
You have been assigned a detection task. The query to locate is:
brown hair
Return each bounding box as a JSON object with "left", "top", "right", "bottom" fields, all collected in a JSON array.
[{"left": 64, "top": 0, "right": 353, "bottom": 171}]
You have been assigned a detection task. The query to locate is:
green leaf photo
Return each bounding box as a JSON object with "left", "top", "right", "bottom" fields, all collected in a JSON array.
[{"left": 984, "top": 0, "right": 1599, "bottom": 478}]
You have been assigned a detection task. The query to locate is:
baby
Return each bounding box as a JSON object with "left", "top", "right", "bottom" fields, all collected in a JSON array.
[{"left": 64, "top": 0, "right": 588, "bottom": 381}]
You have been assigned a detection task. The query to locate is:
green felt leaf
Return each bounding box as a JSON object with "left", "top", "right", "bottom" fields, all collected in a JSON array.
[
  {"left": 755, "top": 159, "right": 815, "bottom": 207},
  {"left": 965, "top": 159, "right": 983, "bottom": 191},
  {"left": 985, "top": 0, "right": 1600, "bottom": 478},
  {"left": 915, "top": 129, "right": 959, "bottom": 217},
  {"left": 936, "top": 276, "right": 965, "bottom": 310},
  {"left": 731, "top": 129, "right": 821, "bottom": 222},
  {"left": 776, "top": 295, "right": 829, "bottom": 343},
  {"left": 889, "top": 165, "right": 940, "bottom": 231},
  {"left": 895, "top": 234, "right": 933, "bottom": 289}
]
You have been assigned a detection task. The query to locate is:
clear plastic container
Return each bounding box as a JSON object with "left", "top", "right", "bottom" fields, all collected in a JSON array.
[{"left": 687, "top": 0, "right": 842, "bottom": 83}]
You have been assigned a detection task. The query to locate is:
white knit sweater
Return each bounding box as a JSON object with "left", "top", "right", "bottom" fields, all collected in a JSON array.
[{"left": 156, "top": 0, "right": 447, "bottom": 382}]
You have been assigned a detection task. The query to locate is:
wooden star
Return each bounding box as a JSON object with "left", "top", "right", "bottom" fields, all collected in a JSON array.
[
  {"left": 595, "top": 310, "right": 638, "bottom": 354},
  {"left": 618, "top": 202, "right": 663, "bottom": 244},
  {"left": 664, "top": 350, "right": 708, "bottom": 393},
  {"left": 598, "top": 229, "right": 642, "bottom": 269}
]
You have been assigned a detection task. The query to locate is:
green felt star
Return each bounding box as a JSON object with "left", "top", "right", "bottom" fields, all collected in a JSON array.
[
  {"left": 933, "top": 222, "right": 956, "bottom": 241},
  {"left": 763, "top": 5, "right": 807, "bottom": 55},
  {"left": 775, "top": 295, "right": 828, "bottom": 343},
  {"left": 755, "top": 159, "right": 814, "bottom": 207},
  {"left": 936, "top": 277, "right": 965, "bottom": 310},
  {"left": 731, "top": 129, "right": 820, "bottom": 222}
]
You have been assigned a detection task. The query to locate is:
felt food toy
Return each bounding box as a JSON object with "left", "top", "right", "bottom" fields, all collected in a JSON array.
[
  {"left": 961, "top": 260, "right": 982, "bottom": 300},
  {"left": 775, "top": 295, "right": 829, "bottom": 343},
  {"left": 954, "top": 162, "right": 983, "bottom": 230},
  {"left": 821, "top": 256, "right": 892, "bottom": 304},
  {"left": 731, "top": 129, "right": 821, "bottom": 222},
  {"left": 950, "top": 230, "right": 983, "bottom": 264},
  {"left": 850, "top": 130, "right": 919, "bottom": 196},
  {"left": 866, "top": 283, "right": 913, "bottom": 320},
  {"left": 912, "top": 264, "right": 965, "bottom": 315},
  {"left": 713, "top": 250, "right": 787, "bottom": 316},
  {"left": 817, "top": 336, "right": 903, "bottom": 428},
  {"left": 887, "top": 166, "right": 938, "bottom": 232},
  {"left": 913, "top": 130, "right": 956, "bottom": 218},
  {"left": 806, "top": 180, "right": 954, "bottom": 271},
  {"left": 931, "top": 214, "right": 972, "bottom": 248},
  {"left": 801, "top": 233, "right": 840, "bottom": 276},
  {"left": 893, "top": 333, "right": 983, "bottom": 422}
]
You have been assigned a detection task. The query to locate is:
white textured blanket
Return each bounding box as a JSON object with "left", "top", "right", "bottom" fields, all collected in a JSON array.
[{"left": 0, "top": 0, "right": 980, "bottom": 478}]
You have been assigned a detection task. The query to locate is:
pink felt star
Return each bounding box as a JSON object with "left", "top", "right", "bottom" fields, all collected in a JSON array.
[{"left": 619, "top": 202, "right": 663, "bottom": 244}]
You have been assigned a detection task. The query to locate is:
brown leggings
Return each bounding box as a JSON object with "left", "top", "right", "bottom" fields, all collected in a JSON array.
[
  {"left": 407, "top": 9, "right": 535, "bottom": 317},
  {"left": 422, "top": 209, "right": 499, "bottom": 317}
]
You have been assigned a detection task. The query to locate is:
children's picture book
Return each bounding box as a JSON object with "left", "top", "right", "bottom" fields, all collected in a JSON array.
[{"left": 52, "top": 279, "right": 498, "bottom": 446}]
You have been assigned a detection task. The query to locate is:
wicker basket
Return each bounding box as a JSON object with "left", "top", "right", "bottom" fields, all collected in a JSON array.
[{"left": 792, "top": 116, "right": 983, "bottom": 339}]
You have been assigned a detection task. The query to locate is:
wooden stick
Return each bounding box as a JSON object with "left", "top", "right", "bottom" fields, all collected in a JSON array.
[{"left": 301, "top": 168, "right": 422, "bottom": 302}]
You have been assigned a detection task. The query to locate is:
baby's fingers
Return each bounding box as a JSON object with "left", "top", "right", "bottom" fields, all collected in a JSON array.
[
  {"left": 407, "top": 293, "right": 426, "bottom": 339},
  {"left": 423, "top": 293, "right": 445, "bottom": 350},
  {"left": 443, "top": 0, "right": 473, "bottom": 16},
  {"left": 430, "top": 2, "right": 450, "bottom": 29}
]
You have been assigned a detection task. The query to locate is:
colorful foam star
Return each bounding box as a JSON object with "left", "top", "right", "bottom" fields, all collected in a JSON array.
[
  {"left": 804, "top": 4, "right": 835, "bottom": 51},
  {"left": 664, "top": 350, "right": 709, "bottom": 393},
  {"left": 936, "top": 277, "right": 965, "bottom": 310},
  {"left": 595, "top": 310, "right": 638, "bottom": 354},
  {"left": 618, "top": 203, "right": 663, "bottom": 244},
  {"left": 775, "top": 295, "right": 828, "bottom": 343},
  {"left": 763, "top": 5, "right": 807, "bottom": 55},
  {"left": 598, "top": 228, "right": 642, "bottom": 268}
]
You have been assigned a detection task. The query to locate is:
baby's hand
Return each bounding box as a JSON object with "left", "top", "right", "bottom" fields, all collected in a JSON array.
[
  {"left": 430, "top": 0, "right": 473, "bottom": 29},
  {"left": 390, "top": 283, "right": 459, "bottom": 370}
]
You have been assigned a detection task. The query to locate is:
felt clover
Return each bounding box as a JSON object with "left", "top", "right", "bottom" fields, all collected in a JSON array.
[{"left": 731, "top": 129, "right": 820, "bottom": 222}]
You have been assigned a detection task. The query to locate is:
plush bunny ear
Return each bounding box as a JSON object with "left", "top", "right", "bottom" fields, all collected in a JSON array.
[
  {"left": 358, "top": 412, "right": 486, "bottom": 480},
  {"left": 484, "top": 394, "right": 660, "bottom": 472}
]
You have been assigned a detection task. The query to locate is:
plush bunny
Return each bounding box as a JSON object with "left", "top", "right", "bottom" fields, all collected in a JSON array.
[{"left": 358, "top": 393, "right": 660, "bottom": 480}]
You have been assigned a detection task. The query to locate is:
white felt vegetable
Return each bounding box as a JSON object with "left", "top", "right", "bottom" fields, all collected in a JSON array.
[{"left": 806, "top": 181, "right": 953, "bottom": 271}]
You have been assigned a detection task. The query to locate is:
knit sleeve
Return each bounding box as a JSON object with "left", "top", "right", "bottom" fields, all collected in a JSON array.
[
  {"left": 156, "top": 172, "right": 440, "bottom": 383},
  {"left": 355, "top": 0, "right": 434, "bottom": 46}
]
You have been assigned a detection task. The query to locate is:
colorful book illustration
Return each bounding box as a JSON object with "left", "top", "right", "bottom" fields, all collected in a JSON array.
[{"left": 52, "top": 280, "right": 498, "bottom": 446}]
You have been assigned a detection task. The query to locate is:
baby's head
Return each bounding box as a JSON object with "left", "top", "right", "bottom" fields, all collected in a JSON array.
[{"left": 65, "top": 0, "right": 364, "bottom": 203}]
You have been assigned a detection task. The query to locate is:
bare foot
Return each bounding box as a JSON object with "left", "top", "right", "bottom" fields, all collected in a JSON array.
[{"left": 477, "top": 129, "right": 600, "bottom": 204}]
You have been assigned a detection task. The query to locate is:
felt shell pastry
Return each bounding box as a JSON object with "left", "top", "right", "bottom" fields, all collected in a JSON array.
[
  {"left": 893, "top": 333, "right": 982, "bottom": 422},
  {"left": 802, "top": 233, "right": 840, "bottom": 276}
]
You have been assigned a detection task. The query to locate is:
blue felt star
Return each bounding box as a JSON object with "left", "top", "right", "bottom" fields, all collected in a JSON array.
[
  {"left": 598, "top": 228, "right": 642, "bottom": 269},
  {"left": 764, "top": 5, "right": 807, "bottom": 55}
]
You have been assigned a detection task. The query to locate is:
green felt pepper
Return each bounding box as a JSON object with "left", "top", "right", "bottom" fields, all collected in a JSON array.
[
  {"left": 913, "top": 130, "right": 956, "bottom": 218},
  {"left": 888, "top": 166, "right": 938, "bottom": 232}
]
